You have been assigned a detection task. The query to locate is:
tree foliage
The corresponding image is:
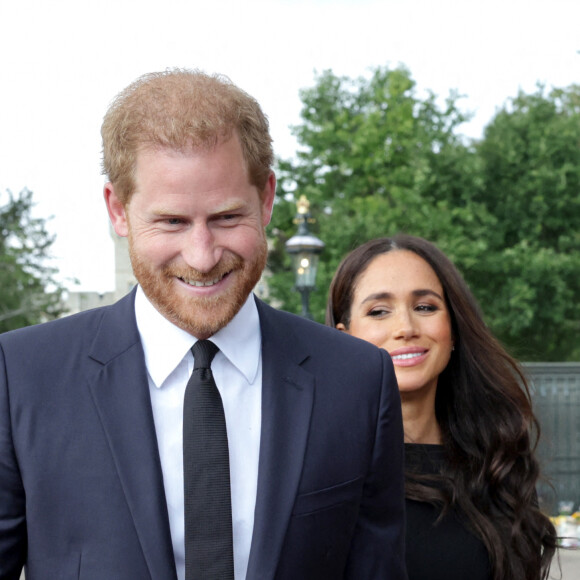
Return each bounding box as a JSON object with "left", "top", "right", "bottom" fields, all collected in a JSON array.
[
  {"left": 267, "top": 66, "right": 580, "bottom": 361},
  {"left": 269, "top": 66, "right": 483, "bottom": 322},
  {"left": 0, "top": 188, "right": 65, "bottom": 332},
  {"left": 471, "top": 85, "right": 580, "bottom": 360}
]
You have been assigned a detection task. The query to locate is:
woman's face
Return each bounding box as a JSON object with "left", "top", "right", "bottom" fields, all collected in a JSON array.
[{"left": 338, "top": 250, "right": 453, "bottom": 397}]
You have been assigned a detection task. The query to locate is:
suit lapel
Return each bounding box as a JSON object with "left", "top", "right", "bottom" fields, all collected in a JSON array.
[
  {"left": 87, "top": 292, "right": 177, "bottom": 580},
  {"left": 246, "top": 300, "right": 315, "bottom": 579}
]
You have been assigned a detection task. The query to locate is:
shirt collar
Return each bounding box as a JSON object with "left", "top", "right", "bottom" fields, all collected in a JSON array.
[{"left": 135, "top": 285, "right": 262, "bottom": 388}]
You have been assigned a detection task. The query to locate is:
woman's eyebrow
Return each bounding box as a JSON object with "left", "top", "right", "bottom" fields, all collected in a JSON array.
[{"left": 360, "top": 288, "right": 443, "bottom": 305}]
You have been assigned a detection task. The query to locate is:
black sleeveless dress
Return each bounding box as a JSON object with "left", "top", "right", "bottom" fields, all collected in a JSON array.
[{"left": 404, "top": 444, "right": 491, "bottom": 580}]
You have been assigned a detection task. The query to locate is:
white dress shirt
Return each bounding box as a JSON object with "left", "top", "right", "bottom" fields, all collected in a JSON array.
[{"left": 135, "top": 286, "right": 262, "bottom": 580}]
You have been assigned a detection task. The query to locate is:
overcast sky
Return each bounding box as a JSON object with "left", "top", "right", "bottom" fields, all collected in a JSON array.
[{"left": 1, "top": 0, "right": 578, "bottom": 292}]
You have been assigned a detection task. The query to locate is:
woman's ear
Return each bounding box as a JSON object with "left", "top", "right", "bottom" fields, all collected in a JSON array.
[{"left": 336, "top": 322, "right": 348, "bottom": 333}]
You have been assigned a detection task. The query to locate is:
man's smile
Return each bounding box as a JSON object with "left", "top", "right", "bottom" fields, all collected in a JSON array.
[{"left": 177, "top": 272, "right": 230, "bottom": 287}]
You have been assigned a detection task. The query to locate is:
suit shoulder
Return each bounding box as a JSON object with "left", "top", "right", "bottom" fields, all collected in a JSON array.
[
  {"left": 257, "top": 299, "right": 387, "bottom": 361},
  {"left": 0, "top": 293, "right": 134, "bottom": 353},
  {"left": 0, "top": 307, "right": 103, "bottom": 350}
]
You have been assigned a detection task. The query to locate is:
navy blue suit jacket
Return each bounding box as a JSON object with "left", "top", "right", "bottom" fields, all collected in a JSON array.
[{"left": 0, "top": 291, "right": 406, "bottom": 579}]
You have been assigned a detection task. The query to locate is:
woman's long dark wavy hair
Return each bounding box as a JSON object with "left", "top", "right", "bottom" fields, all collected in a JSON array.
[{"left": 326, "top": 235, "right": 557, "bottom": 580}]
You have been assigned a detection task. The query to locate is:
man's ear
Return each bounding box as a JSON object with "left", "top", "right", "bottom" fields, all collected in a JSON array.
[
  {"left": 104, "top": 183, "right": 129, "bottom": 237},
  {"left": 261, "top": 172, "right": 276, "bottom": 227}
]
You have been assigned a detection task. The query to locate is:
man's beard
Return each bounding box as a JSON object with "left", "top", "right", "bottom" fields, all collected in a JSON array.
[{"left": 129, "top": 239, "right": 268, "bottom": 338}]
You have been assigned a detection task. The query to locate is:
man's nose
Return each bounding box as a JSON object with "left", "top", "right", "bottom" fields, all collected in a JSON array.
[{"left": 181, "top": 224, "right": 222, "bottom": 273}]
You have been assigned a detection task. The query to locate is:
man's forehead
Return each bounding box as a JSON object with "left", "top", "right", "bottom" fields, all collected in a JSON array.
[{"left": 137, "top": 131, "right": 240, "bottom": 159}]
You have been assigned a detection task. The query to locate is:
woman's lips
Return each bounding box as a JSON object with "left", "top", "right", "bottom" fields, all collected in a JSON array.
[{"left": 389, "top": 347, "right": 428, "bottom": 367}]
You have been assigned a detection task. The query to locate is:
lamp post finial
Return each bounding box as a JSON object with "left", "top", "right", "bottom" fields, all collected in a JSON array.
[{"left": 296, "top": 195, "right": 310, "bottom": 215}]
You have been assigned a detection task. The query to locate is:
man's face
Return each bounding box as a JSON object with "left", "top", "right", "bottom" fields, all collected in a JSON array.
[{"left": 105, "top": 135, "right": 276, "bottom": 339}]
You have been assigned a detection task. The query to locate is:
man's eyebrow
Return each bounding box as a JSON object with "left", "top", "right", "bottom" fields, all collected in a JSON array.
[
  {"left": 150, "top": 207, "right": 185, "bottom": 216},
  {"left": 148, "top": 201, "right": 246, "bottom": 216},
  {"left": 213, "top": 202, "right": 244, "bottom": 214},
  {"left": 360, "top": 289, "right": 444, "bottom": 305}
]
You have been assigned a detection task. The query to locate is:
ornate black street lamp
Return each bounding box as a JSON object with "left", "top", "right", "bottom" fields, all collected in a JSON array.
[{"left": 285, "top": 195, "right": 325, "bottom": 319}]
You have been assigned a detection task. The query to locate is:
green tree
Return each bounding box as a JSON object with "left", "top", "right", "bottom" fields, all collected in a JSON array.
[
  {"left": 268, "top": 66, "right": 487, "bottom": 322},
  {"left": 471, "top": 85, "right": 580, "bottom": 360},
  {"left": 267, "top": 68, "right": 580, "bottom": 361},
  {"left": 0, "top": 188, "right": 65, "bottom": 331}
]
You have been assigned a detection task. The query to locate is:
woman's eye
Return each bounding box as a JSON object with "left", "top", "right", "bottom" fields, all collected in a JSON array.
[
  {"left": 416, "top": 304, "right": 438, "bottom": 313},
  {"left": 368, "top": 308, "right": 389, "bottom": 317}
]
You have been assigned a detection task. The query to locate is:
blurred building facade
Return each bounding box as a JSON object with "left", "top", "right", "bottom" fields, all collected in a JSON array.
[
  {"left": 64, "top": 233, "right": 136, "bottom": 315},
  {"left": 526, "top": 363, "right": 580, "bottom": 515}
]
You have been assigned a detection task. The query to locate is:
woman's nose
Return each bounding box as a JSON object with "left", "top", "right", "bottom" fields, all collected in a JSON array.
[{"left": 393, "top": 310, "right": 418, "bottom": 340}]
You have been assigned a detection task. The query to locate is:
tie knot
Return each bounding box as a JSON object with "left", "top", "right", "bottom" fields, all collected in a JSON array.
[{"left": 192, "top": 340, "right": 219, "bottom": 370}]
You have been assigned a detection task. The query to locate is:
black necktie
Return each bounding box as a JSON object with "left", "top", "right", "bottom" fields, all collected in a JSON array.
[{"left": 183, "top": 340, "right": 234, "bottom": 580}]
